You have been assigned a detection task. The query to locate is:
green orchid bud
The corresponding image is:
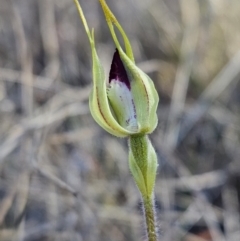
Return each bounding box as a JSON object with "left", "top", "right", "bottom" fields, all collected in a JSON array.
[{"left": 74, "top": 0, "right": 159, "bottom": 137}]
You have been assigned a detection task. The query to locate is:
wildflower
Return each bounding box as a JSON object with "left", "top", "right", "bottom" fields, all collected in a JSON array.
[
  {"left": 74, "top": 1, "right": 159, "bottom": 239},
  {"left": 74, "top": 0, "right": 159, "bottom": 137}
]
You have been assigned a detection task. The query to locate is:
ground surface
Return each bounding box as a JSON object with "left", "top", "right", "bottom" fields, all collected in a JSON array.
[{"left": 0, "top": 0, "right": 240, "bottom": 241}]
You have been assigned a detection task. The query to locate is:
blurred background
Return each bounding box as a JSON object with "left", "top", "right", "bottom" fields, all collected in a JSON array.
[{"left": 0, "top": 0, "right": 240, "bottom": 240}]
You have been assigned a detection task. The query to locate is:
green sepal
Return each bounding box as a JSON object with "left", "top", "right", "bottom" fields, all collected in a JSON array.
[
  {"left": 99, "top": 0, "right": 159, "bottom": 135},
  {"left": 89, "top": 44, "right": 135, "bottom": 137},
  {"left": 73, "top": 0, "right": 138, "bottom": 137},
  {"left": 119, "top": 51, "right": 159, "bottom": 134},
  {"left": 99, "top": 0, "right": 135, "bottom": 62}
]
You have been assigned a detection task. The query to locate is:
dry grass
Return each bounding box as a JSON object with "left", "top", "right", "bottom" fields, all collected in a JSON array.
[{"left": 0, "top": 0, "right": 240, "bottom": 240}]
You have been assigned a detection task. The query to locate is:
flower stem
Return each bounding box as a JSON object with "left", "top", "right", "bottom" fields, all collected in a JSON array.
[{"left": 143, "top": 196, "right": 157, "bottom": 241}]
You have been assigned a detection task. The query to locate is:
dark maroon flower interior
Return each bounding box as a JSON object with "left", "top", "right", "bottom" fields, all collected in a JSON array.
[{"left": 109, "top": 49, "right": 131, "bottom": 90}]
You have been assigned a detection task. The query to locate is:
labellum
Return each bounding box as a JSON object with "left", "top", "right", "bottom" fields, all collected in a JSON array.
[{"left": 107, "top": 50, "right": 138, "bottom": 132}]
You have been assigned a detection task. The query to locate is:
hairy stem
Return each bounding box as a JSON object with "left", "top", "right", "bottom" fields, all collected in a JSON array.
[{"left": 143, "top": 196, "right": 157, "bottom": 241}]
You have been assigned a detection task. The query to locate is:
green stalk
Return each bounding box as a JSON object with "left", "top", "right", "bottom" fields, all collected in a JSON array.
[
  {"left": 129, "top": 135, "right": 158, "bottom": 241},
  {"left": 143, "top": 197, "right": 157, "bottom": 241}
]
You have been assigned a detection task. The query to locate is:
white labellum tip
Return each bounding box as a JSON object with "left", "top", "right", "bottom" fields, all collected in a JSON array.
[{"left": 107, "top": 80, "right": 138, "bottom": 132}]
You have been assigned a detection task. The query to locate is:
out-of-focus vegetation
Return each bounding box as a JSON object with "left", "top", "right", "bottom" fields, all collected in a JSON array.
[{"left": 0, "top": 0, "right": 240, "bottom": 240}]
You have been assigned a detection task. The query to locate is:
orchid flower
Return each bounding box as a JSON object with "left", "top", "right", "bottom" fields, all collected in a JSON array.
[
  {"left": 74, "top": 0, "right": 158, "bottom": 137},
  {"left": 73, "top": 1, "right": 159, "bottom": 240}
]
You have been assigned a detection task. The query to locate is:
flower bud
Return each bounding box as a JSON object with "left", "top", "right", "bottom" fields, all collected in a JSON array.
[{"left": 74, "top": 0, "right": 159, "bottom": 137}]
